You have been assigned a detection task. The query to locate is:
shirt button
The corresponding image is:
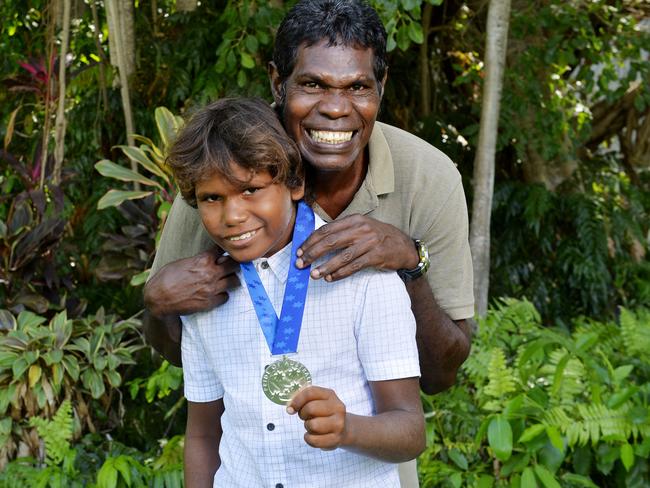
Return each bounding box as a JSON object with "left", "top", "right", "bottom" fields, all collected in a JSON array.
[
  {"left": 267, "top": 423, "right": 275, "bottom": 431},
  {"left": 275, "top": 484, "right": 283, "bottom": 488},
  {"left": 260, "top": 260, "right": 270, "bottom": 269}
]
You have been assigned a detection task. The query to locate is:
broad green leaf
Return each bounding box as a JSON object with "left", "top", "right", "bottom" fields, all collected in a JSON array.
[
  {"left": 17, "top": 310, "right": 46, "bottom": 329},
  {"left": 12, "top": 357, "right": 30, "bottom": 378},
  {"left": 448, "top": 448, "right": 468, "bottom": 470},
  {"left": 533, "top": 464, "right": 561, "bottom": 488},
  {"left": 28, "top": 364, "right": 41, "bottom": 387},
  {"left": 546, "top": 426, "right": 564, "bottom": 452},
  {"left": 612, "top": 365, "right": 634, "bottom": 385},
  {"left": 0, "top": 309, "right": 16, "bottom": 331},
  {"left": 488, "top": 415, "right": 513, "bottom": 461},
  {"left": 155, "top": 107, "right": 181, "bottom": 149},
  {"left": 114, "top": 456, "right": 132, "bottom": 486},
  {"left": 241, "top": 52, "right": 255, "bottom": 69},
  {"left": 561, "top": 474, "right": 598, "bottom": 488},
  {"left": 477, "top": 474, "right": 494, "bottom": 488},
  {"left": 82, "top": 368, "right": 106, "bottom": 399},
  {"left": 130, "top": 270, "right": 149, "bottom": 287},
  {"left": 97, "top": 458, "right": 118, "bottom": 488},
  {"left": 95, "top": 160, "right": 162, "bottom": 188},
  {"left": 245, "top": 35, "right": 259, "bottom": 53},
  {"left": 237, "top": 69, "right": 247, "bottom": 87},
  {"left": 521, "top": 467, "right": 537, "bottom": 488},
  {"left": 518, "top": 424, "right": 546, "bottom": 444},
  {"left": 97, "top": 189, "right": 153, "bottom": 209},
  {"left": 620, "top": 443, "right": 634, "bottom": 471},
  {"left": 449, "top": 472, "right": 462, "bottom": 488},
  {"left": 407, "top": 21, "right": 423, "bottom": 44},
  {"left": 118, "top": 146, "right": 169, "bottom": 181}
]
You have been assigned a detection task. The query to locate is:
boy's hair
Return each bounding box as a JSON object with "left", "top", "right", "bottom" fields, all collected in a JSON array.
[
  {"left": 273, "top": 0, "right": 388, "bottom": 86},
  {"left": 167, "top": 97, "right": 303, "bottom": 208}
]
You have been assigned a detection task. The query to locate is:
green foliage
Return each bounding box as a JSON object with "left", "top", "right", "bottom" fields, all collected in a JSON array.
[
  {"left": 29, "top": 400, "right": 74, "bottom": 466},
  {"left": 418, "top": 299, "right": 650, "bottom": 487},
  {"left": 0, "top": 308, "right": 143, "bottom": 464},
  {"left": 491, "top": 164, "right": 650, "bottom": 323}
]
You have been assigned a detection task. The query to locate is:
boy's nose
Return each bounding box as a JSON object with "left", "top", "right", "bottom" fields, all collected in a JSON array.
[{"left": 223, "top": 198, "right": 247, "bottom": 225}]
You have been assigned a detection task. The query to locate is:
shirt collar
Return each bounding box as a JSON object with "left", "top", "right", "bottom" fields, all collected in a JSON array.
[{"left": 249, "top": 214, "right": 327, "bottom": 284}]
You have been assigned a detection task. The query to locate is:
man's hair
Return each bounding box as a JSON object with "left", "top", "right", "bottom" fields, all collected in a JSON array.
[
  {"left": 273, "top": 0, "right": 388, "bottom": 84},
  {"left": 167, "top": 97, "right": 303, "bottom": 208}
]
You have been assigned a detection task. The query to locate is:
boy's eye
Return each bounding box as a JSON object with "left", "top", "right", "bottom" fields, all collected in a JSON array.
[
  {"left": 202, "top": 194, "right": 223, "bottom": 203},
  {"left": 242, "top": 187, "right": 260, "bottom": 196}
]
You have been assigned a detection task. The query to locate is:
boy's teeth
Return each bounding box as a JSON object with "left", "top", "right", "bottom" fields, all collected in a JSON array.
[
  {"left": 228, "top": 230, "right": 256, "bottom": 241},
  {"left": 309, "top": 130, "right": 353, "bottom": 144}
]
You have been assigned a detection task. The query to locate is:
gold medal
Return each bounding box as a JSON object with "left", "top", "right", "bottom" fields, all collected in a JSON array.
[{"left": 262, "top": 356, "right": 311, "bottom": 405}]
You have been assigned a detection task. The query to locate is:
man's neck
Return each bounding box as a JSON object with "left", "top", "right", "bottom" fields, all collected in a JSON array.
[{"left": 312, "top": 153, "right": 369, "bottom": 219}]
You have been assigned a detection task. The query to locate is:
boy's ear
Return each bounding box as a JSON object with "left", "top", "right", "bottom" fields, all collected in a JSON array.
[
  {"left": 290, "top": 181, "right": 305, "bottom": 202},
  {"left": 268, "top": 62, "right": 283, "bottom": 105}
]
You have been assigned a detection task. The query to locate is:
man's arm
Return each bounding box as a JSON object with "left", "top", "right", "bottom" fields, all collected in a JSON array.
[
  {"left": 185, "top": 399, "right": 224, "bottom": 488},
  {"left": 143, "top": 251, "right": 240, "bottom": 366},
  {"left": 287, "top": 378, "right": 425, "bottom": 462},
  {"left": 295, "top": 214, "right": 472, "bottom": 394}
]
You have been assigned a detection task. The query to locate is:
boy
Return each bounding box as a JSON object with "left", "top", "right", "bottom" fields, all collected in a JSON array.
[{"left": 168, "top": 98, "right": 425, "bottom": 488}]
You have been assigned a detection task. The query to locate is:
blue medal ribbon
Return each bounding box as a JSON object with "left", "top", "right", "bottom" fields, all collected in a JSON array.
[{"left": 240, "top": 200, "right": 314, "bottom": 355}]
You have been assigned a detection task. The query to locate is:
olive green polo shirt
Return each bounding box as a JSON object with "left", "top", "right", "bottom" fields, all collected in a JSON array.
[{"left": 150, "top": 121, "right": 474, "bottom": 320}]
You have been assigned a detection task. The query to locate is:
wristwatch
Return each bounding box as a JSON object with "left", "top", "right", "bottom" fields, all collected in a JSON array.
[{"left": 397, "top": 239, "right": 430, "bottom": 282}]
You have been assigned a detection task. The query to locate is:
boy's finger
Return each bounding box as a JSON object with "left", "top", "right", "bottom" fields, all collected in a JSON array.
[
  {"left": 303, "top": 432, "right": 340, "bottom": 450},
  {"left": 286, "top": 385, "right": 329, "bottom": 414}
]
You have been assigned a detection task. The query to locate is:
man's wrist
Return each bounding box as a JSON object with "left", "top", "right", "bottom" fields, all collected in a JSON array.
[{"left": 397, "top": 239, "right": 430, "bottom": 282}]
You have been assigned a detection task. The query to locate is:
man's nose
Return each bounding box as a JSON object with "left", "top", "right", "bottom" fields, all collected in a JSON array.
[
  {"left": 317, "top": 89, "right": 352, "bottom": 119},
  {"left": 223, "top": 198, "right": 247, "bottom": 226}
]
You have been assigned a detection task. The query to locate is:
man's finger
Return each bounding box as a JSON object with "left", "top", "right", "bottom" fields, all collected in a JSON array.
[
  {"left": 310, "top": 246, "right": 374, "bottom": 281},
  {"left": 297, "top": 220, "right": 360, "bottom": 266}
]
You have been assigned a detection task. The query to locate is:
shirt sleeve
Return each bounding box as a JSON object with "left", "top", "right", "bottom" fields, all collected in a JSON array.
[
  {"left": 181, "top": 314, "right": 224, "bottom": 402},
  {"left": 423, "top": 179, "right": 475, "bottom": 321},
  {"left": 354, "top": 270, "right": 421, "bottom": 382}
]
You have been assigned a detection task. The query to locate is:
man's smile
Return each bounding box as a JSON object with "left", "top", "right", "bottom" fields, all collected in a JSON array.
[{"left": 308, "top": 129, "right": 355, "bottom": 145}]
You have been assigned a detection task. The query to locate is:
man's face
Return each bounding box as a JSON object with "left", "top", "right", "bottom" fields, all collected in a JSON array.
[
  {"left": 271, "top": 40, "right": 386, "bottom": 174},
  {"left": 195, "top": 164, "right": 304, "bottom": 262}
]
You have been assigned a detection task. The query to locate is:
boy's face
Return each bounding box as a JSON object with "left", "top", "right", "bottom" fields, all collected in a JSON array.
[{"left": 195, "top": 164, "right": 304, "bottom": 262}]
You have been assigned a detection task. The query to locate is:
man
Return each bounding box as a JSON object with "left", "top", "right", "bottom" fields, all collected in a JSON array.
[{"left": 144, "top": 1, "right": 474, "bottom": 486}]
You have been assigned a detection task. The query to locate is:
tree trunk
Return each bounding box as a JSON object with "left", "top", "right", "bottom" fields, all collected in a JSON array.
[
  {"left": 176, "top": 0, "right": 198, "bottom": 12},
  {"left": 106, "top": 0, "right": 138, "bottom": 185},
  {"left": 53, "top": 0, "right": 71, "bottom": 185},
  {"left": 419, "top": 4, "right": 433, "bottom": 118},
  {"left": 469, "top": 0, "right": 512, "bottom": 317},
  {"left": 106, "top": 0, "right": 135, "bottom": 78},
  {"left": 90, "top": 0, "right": 109, "bottom": 113}
]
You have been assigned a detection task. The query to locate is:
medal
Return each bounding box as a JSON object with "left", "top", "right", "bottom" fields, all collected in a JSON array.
[
  {"left": 240, "top": 201, "right": 315, "bottom": 404},
  {"left": 262, "top": 356, "right": 312, "bottom": 405}
]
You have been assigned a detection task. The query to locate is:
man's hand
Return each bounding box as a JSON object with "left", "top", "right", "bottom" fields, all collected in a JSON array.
[
  {"left": 295, "top": 214, "right": 418, "bottom": 281},
  {"left": 142, "top": 249, "right": 240, "bottom": 365},
  {"left": 287, "top": 386, "right": 348, "bottom": 450},
  {"left": 144, "top": 249, "right": 240, "bottom": 318}
]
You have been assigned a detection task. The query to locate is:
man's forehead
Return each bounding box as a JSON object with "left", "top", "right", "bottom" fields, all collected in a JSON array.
[{"left": 291, "top": 41, "right": 376, "bottom": 77}]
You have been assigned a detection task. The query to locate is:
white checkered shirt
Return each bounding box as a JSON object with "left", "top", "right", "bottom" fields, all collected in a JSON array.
[{"left": 181, "top": 217, "right": 420, "bottom": 488}]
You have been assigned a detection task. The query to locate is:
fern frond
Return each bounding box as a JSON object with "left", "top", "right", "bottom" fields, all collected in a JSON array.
[
  {"left": 484, "top": 348, "right": 517, "bottom": 400},
  {"left": 28, "top": 400, "right": 73, "bottom": 466},
  {"left": 620, "top": 307, "right": 650, "bottom": 361}
]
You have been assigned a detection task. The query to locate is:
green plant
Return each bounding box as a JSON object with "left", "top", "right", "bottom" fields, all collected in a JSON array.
[
  {"left": 418, "top": 299, "right": 650, "bottom": 487},
  {"left": 0, "top": 308, "right": 143, "bottom": 466}
]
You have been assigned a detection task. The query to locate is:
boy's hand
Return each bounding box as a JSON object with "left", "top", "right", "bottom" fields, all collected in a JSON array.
[
  {"left": 286, "top": 386, "right": 348, "bottom": 451},
  {"left": 294, "top": 214, "right": 418, "bottom": 282}
]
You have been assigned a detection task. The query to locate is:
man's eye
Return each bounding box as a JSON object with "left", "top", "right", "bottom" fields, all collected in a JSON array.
[
  {"left": 304, "top": 81, "right": 320, "bottom": 89},
  {"left": 350, "top": 84, "right": 366, "bottom": 91}
]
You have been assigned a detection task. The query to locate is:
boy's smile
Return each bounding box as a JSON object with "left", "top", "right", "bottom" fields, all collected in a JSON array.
[{"left": 195, "top": 164, "right": 304, "bottom": 263}]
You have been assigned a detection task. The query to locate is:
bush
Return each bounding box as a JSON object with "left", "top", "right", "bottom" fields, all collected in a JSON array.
[{"left": 418, "top": 299, "right": 650, "bottom": 488}]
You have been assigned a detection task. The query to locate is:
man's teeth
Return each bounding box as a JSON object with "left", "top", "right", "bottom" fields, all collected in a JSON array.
[
  {"left": 228, "top": 230, "right": 256, "bottom": 241},
  {"left": 309, "top": 130, "right": 353, "bottom": 144}
]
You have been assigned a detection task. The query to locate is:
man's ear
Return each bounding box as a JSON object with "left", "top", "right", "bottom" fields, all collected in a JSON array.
[
  {"left": 379, "top": 69, "right": 388, "bottom": 98},
  {"left": 268, "top": 61, "right": 283, "bottom": 105}
]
